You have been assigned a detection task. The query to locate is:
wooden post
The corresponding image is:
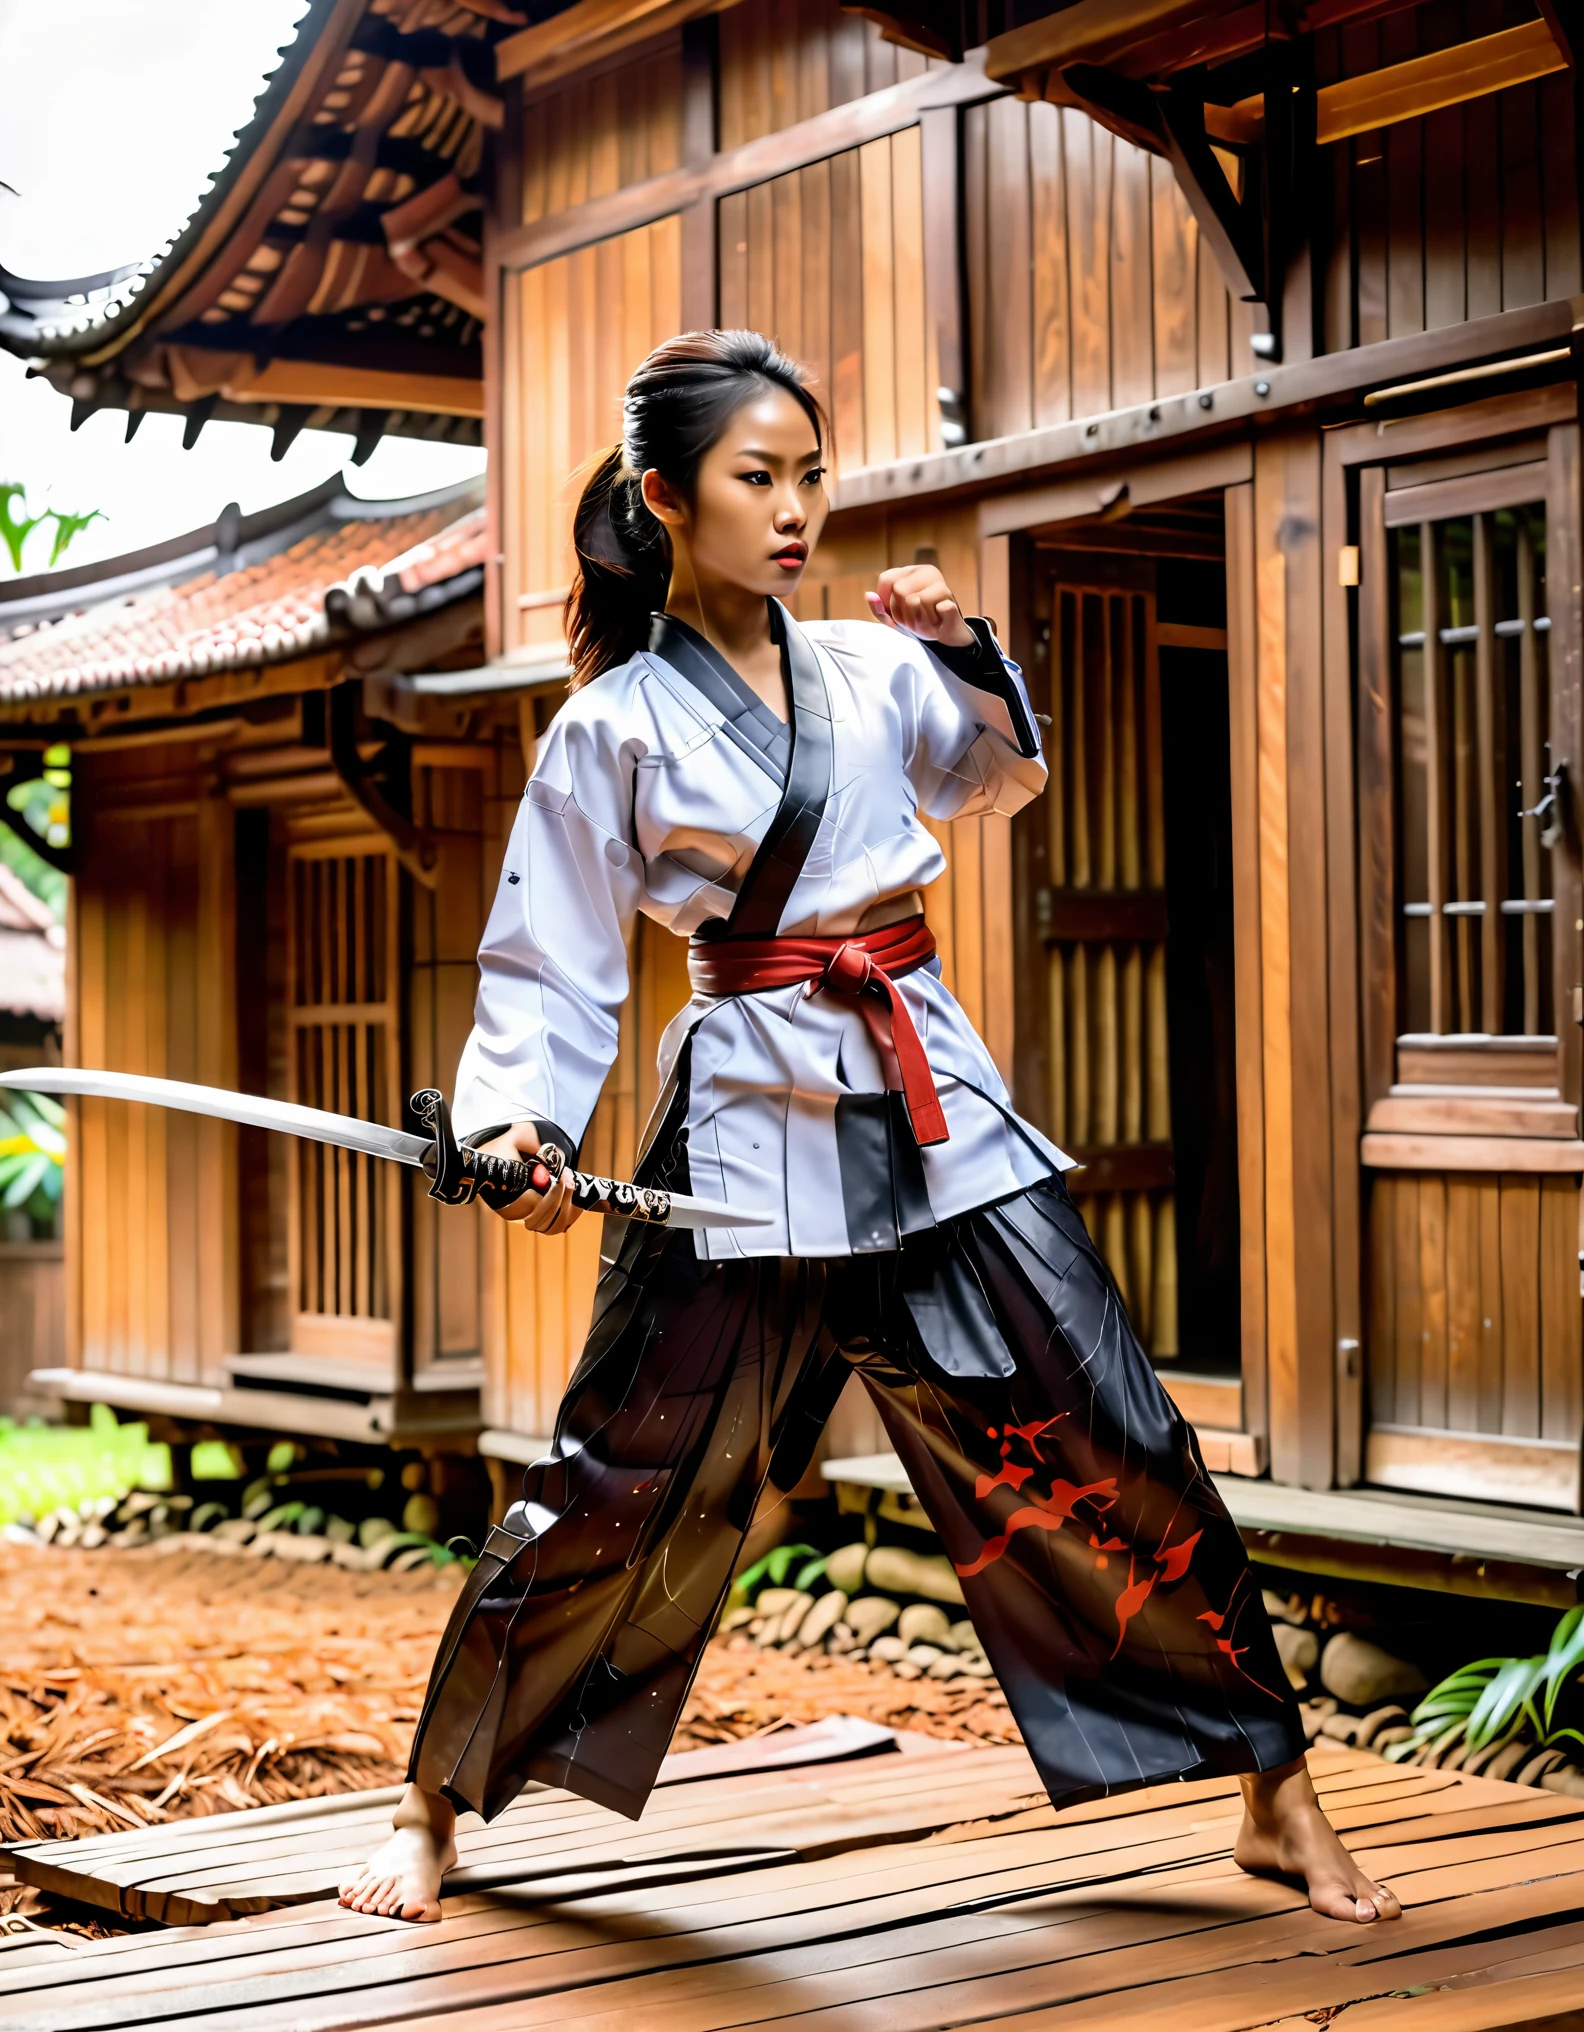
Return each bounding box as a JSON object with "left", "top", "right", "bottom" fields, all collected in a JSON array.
[
  {"left": 1244, "top": 438, "right": 1340, "bottom": 1489},
  {"left": 920, "top": 105, "right": 966, "bottom": 448},
  {"left": 1225, "top": 484, "right": 1269, "bottom": 1457},
  {"left": 679, "top": 17, "right": 718, "bottom": 331},
  {"left": 1322, "top": 435, "right": 1364, "bottom": 1487}
]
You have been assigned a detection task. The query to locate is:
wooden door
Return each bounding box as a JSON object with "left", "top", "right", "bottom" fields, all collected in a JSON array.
[
  {"left": 1357, "top": 437, "right": 1584, "bottom": 1510},
  {"left": 285, "top": 836, "right": 404, "bottom": 1374}
]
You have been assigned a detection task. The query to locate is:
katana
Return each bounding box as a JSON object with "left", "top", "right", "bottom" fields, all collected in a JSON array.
[{"left": 0, "top": 1068, "right": 768, "bottom": 1232}]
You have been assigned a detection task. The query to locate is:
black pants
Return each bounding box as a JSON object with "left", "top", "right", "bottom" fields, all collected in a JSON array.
[{"left": 409, "top": 1175, "right": 1303, "bottom": 1822}]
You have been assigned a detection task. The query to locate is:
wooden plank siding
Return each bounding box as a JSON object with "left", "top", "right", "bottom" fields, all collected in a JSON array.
[
  {"left": 962, "top": 98, "right": 1257, "bottom": 438},
  {"left": 68, "top": 751, "right": 239, "bottom": 1387},
  {"left": 1314, "top": 21, "right": 1579, "bottom": 351}
]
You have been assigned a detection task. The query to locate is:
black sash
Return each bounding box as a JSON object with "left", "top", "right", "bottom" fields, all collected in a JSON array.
[{"left": 649, "top": 602, "right": 833, "bottom": 940}]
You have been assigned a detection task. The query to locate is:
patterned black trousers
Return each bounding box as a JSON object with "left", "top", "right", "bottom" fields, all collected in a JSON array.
[{"left": 408, "top": 1175, "right": 1303, "bottom": 1822}]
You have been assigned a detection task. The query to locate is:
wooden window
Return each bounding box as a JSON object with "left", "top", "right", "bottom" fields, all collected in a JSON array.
[
  {"left": 1391, "top": 497, "right": 1552, "bottom": 1039},
  {"left": 286, "top": 841, "right": 402, "bottom": 1367}
]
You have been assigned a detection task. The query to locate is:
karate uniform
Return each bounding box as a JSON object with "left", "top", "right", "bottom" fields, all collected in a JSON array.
[{"left": 410, "top": 604, "right": 1303, "bottom": 1822}]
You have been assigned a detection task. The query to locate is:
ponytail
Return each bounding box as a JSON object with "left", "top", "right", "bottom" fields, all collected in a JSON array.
[
  {"left": 563, "top": 445, "right": 671, "bottom": 689},
  {"left": 562, "top": 330, "right": 826, "bottom": 690}
]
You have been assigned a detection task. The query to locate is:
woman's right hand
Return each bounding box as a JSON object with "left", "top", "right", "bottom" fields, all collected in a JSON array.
[{"left": 476, "top": 1122, "right": 582, "bottom": 1234}]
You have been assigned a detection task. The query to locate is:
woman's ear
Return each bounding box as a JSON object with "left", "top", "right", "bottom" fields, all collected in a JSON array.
[{"left": 641, "top": 468, "right": 686, "bottom": 531}]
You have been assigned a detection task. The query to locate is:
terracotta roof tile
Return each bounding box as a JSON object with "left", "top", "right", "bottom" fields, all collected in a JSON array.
[{"left": 0, "top": 493, "right": 484, "bottom": 705}]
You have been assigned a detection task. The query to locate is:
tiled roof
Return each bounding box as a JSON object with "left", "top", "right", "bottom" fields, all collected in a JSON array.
[
  {"left": 0, "top": 476, "right": 485, "bottom": 705},
  {"left": 0, "top": 866, "right": 64, "bottom": 1023}
]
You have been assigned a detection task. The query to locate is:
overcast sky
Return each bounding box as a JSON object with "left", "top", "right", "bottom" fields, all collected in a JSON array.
[{"left": 0, "top": 0, "right": 486, "bottom": 579}]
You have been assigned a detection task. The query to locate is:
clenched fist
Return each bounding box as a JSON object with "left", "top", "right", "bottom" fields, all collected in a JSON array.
[{"left": 866, "top": 563, "right": 976, "bottom": 649}]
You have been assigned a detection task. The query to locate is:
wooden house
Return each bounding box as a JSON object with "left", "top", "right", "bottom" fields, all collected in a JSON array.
[{"left": 4, "top": 0, "right": 1584, "bottom": 1566}]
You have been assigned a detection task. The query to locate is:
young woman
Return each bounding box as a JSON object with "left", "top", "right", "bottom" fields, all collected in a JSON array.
[{"left": 339, "top": 330, "right": 1398, "bottom": 1929}]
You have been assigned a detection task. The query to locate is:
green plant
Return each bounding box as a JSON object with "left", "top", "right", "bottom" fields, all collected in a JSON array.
[
  {"left": 0, "top": 1404, "right": 171, "bottom": 1526},
  {"left": 0, "top": 482, "right": 103, "bottom": 573},
  {"left": 1386, "top": 1607, "right": 1584, "bottom": 1765},
  {"left": 731, "top": 1541, "right": 821, "bottom": 1605},
  {"left": 5, "top": 744, "right": 71, "bottom": 852},
  {"left": 0, "top": 1090, "right": 65, "bottom": 1229}
]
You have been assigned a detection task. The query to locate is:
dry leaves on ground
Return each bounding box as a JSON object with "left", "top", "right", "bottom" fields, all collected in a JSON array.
[{"left": 0, "top": 1539, "right": 1022, "bottom": 1928}]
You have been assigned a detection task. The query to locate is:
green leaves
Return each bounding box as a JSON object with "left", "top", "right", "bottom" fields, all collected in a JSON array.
[
  {"left": 1386, "top": 1609, "right": 1584, "bottom": 1766},
  {"left": 0, "top": 482, "right": 104, "bottom": 573},
  {"left": 732, "top": 1541, "right": 822, "bottom": 1604},
  {"left": 0, "top": 1091, "right": 66, "bottom": 1223}
]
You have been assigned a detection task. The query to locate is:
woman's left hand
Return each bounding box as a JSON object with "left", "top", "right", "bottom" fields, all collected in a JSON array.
[{"left": 867, "top": 564, "right": 975, "bottom": 649}]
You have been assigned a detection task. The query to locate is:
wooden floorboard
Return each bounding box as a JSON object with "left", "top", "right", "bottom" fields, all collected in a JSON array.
[{"left": 5, "top": 1744, "right": 1584, "bottom": 2031}]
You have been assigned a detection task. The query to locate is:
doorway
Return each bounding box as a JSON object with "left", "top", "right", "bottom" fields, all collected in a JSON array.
[{"left": 1013, "top": 499, "right": 1242, "bottom": 1382}]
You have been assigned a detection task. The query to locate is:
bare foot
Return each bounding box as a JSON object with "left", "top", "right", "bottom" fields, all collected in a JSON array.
[
  {"left": 338, "top": 1784, "right": 457, "bottom": 1923},
  {"left": 1235, "top": 1758, "right": 1401, "bottom": 1925}
]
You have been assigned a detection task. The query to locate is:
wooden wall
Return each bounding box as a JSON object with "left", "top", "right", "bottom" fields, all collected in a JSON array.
[
  {"left": 1315, "top": 20, "right": 1578, "bottom": 354},
  {"left": 1367, "top": 1169, "right": 1581, "bottom": 1443},
  {"left": 964, "top": 98, "right": 1256, "bottom": 437},
  {"left": 69, "top": 749, "right": 238, "bottom": 1385},
  {"left": 718, "top": 126, "right": 940, "bottom": 471},
  {"left": 717, "top": 0, "right": 930, "bottom": 147}
]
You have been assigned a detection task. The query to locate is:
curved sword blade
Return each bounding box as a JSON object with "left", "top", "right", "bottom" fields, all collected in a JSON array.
[{"left": 0, "top": 1068, "right": 768, "bottom": 1230}]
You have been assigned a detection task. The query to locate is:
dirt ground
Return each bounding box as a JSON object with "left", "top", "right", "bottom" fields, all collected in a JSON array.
[{"left": 0, "top": 1542, "right": 1017, "bottom": 1925}]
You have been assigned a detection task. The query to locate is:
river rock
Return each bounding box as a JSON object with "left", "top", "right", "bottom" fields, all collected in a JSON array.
[
  {"left": 1272, "top": 1623, "right": 1318, "bottom": 1687},
  {"left": 898, "top": 1603, "right": 951, "bottom": 1648},
  {"left": 793, "top": 1591, "right": 848, "bottom": 1649},
  {"left": 1319, "top": 1631, "right": 1427, "bottom": 1706},
  {"left": 864, "top": 1546, "right": 965, "bottom": 1605},
  {"left": 824, "top": 1543, "right": 869, "bottom": 1594},
  {"left": 774, "top": 1590, "right": 816, "bottom": 1641},
  {"left": 869, "top": 1635, "right": 907, "bottom": 1662},
  {"left": 756, "top": 1586, "right": 802, "bottom": 1617},
  {"left": 847, "top": 1595, "right": 901, "bottom": 1643}
]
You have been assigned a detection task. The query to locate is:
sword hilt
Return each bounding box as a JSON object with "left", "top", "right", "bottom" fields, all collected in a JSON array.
[{"left": 409, "top": 1090, "right": 675, "bottom": 1224}]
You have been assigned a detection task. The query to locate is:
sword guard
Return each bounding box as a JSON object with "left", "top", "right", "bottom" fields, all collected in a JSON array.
[{"left": 410, "top": 1089, "right": 565, "bottom": 1212}]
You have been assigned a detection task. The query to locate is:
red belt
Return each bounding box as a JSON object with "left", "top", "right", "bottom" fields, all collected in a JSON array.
[{"left": 687, "top": 913, "right": 948, "bottom": 1145}]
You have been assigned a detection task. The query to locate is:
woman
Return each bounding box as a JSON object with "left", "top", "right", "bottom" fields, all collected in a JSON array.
[{"left": 340, "top": 331, "right": 1397, "bottom": 1928}]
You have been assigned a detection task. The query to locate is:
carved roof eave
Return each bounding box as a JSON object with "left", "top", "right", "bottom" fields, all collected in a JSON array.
[{"left": 0, "top": 0, "right": 364, "bottom": 370}]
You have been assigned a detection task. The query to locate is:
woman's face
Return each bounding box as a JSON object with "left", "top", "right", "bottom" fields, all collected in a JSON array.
[{"left": 642, "top": 385, "right": 828, "bottom": 601}]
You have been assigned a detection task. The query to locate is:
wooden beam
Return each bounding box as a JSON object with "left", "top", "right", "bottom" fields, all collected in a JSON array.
[
  {"left": 834, "top": 295, "right": 1580, "bottom": 517},
  {"left": 495, "top": 58, "right": 1003, "bottom": 272},
  {"left": 1209, "top": 19, "right": 1566, "bottom": 152},
  {"left": 214, "top": 359, "right": 484, "bottom": 419},
  {"left": 496, "top": 0, "right": 727, "bottom": 87}
]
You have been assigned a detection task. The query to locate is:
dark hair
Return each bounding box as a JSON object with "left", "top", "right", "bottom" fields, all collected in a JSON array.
[{"left": 564, "top": 330, "right": 826, "bottom": 689}]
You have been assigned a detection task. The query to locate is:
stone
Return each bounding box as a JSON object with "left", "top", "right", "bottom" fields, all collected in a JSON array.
[
  {"left": 1370, "top": 1726, "right": 1414, "bottom": 1751},
  {"left": 389, "top": 1545, "right": 436, "bottom": 1572},
  {"left": 794, "top": 1591, "right": 848, "bottom": 1650},
  {"left": 906, "top": 1643, "right": 945, "bottom": 1668},
  {"left": 927, "top": 1655, "right": 964, "bottom": 1679},
  {"left": 1319, "top": 1713, "right": 1361, "bottom": 1743},
  {"left": 1518, "top": 1748, "right": 1568, "bottom": 1787},
  {"left": 823, "top": 1543, "right": 869, "bottom": 1594},
  {"left": 719, "top": 1605, "right": 757, "bottom": 1632},
  {"left": 869, "top": 1635, "right": 907, "bottom": 1662},
  {"left": 325, "top": 1515, "right": 357, "bottom": 1544},
  {"left": 1319, "top": 1632, "right": 1427, "bottom": 1707},
  {"left": 864, "top": 1546, "right": 965, "bottom": 1606},
  {"left": 402, "top": 1494, "right": 441, "bottom": 1538},
  {"left": 846, "top": 1596, "right": 901, "bottom": 1643},
  {"left": 898, "top": 1603, "right": 951, "bottom": 1649},
  {"left": 1272, "top": 1623, "right": 1318, "bottom": 1688},
  {"left": 755, "top": 1586, "right": 802, "bottom": 1617},
  {"left": 273, "top": 1533, "right": 332, "bottom": 1564},
  {"left": 213, "top": 1517, "right": 257, "bottom": 1544},
  {"left": 1262, "top": 1589, "right": 1308, "bottom": 1626},
  {"left": 825, "top": 1621, "right": 859, "bottom": 1654},
  {"left": 1484, "top": 1740, "right": 1532, "bottom": 1783},
  {"left": 358, "top": 1516, "right": 398, "bottom": 1550},
  {"left": 957, "top": 1656, "right": 995, "bottom": 1678},
  {"left": 947, "top": 1619, "right": 978, "bottom": 1653},
  {"left": 1353, "top": 1705, "right": 1409, "bottom": 1750},
  {"left": 891, "top": 1660, "right": 923, "bottom": 1680},
  {"left": 1542, "top": 1766, "right": 1584, "bottom": 1798},
  {"left": 774, "top": 1590, "right": 816, "bottom": 1641}
]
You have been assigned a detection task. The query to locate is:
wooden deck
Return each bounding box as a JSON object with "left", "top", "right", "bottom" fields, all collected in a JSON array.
[{"left": 5, "top": 1731, "right": 1584, "bottom": 2031}]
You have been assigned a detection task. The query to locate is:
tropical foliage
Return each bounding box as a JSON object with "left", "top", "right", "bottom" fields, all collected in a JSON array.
[
  {"left": 5, "top": 743, "right": 70, "bottom": 853},
  {"left": 0, "top": 482, "right": 103, "bottom": 573},
  {"left": 0, "top": 1090, "right": 65, "bottom": 1231},
  {"left": 1386, "top": 1607, "right": 1584, "bottom": 1764}
]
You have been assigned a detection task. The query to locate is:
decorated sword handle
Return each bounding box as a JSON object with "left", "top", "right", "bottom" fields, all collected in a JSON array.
[{"left": 409, "top": 1090, "right": 675, "bottom": 1224}]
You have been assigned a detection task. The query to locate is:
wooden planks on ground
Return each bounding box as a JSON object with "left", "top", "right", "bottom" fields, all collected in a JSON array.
[
  {"left": 7, "top": 1747, "right": 1584, "bottom": 2030},
  {"left": 2, "top": 1717, "right": 999, "bottom": 1926}
]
